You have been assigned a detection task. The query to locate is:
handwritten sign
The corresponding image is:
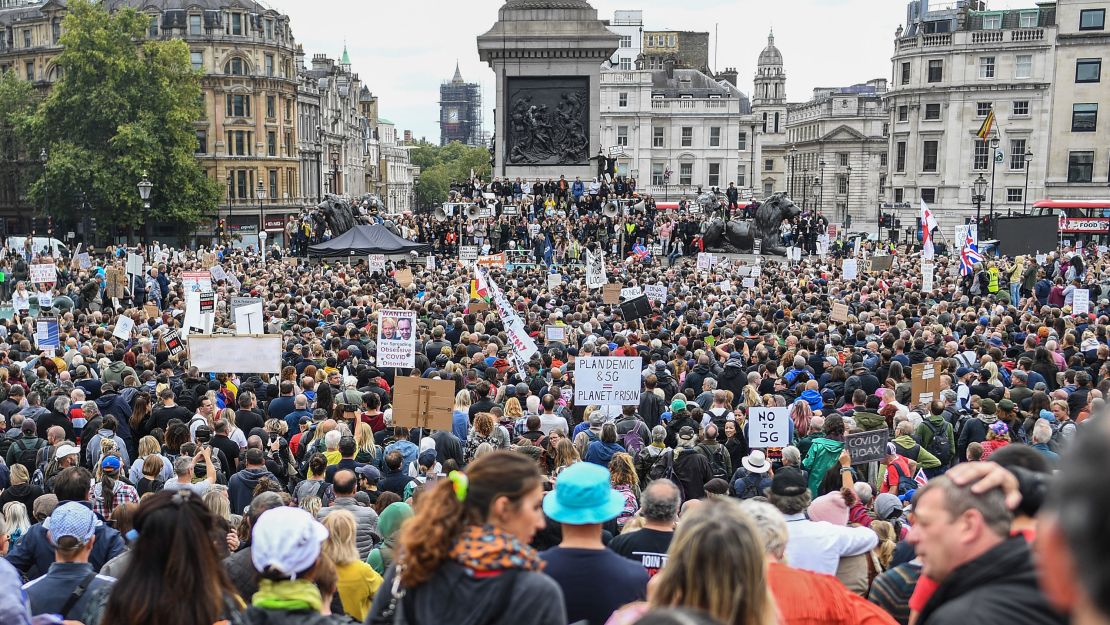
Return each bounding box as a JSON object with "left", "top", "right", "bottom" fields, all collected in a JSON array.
[
  {"left": 845, "top": 429, "right": 889, "bottom": 465},
  {"left": 831, "top": 302, "right": 850, "bottom": 323},
  {"left": 620, "top": 286, "right": 643, "bottom": 300},
  {"left": 368, "top": 254, "right": 386, "bottom": 272},
  {"left": 746, "top": 407, "right": 790, "bottom": 448},
  {"left": 545, "top": 325, "right": 567, "bottom": 342},
  {"left": 644, "top": 284, "right": 667, "bottom": 303},
  {"left": 29, "top": 264, "right": 56, "bottom": 284},
  {"left": 1073, "top": 289, "right": 1090, "bottom": 316},
  {"left": 911, "top": 363, "right": 941, "bottom": 407},
  {"left": 602, "top": 284, "right": 622, "bottom": 305}
]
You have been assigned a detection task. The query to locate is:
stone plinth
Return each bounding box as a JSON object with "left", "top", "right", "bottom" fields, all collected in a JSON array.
[{"left": 478, "top": 0, "right": 619, "bottom": 181}]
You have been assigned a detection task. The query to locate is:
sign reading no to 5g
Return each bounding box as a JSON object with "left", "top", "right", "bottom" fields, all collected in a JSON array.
[
  {"left": 574, "top": 357, "right": 642, "bottom": 406},
  {"left": 747, "top": 407, "right": 790, "bottom": 448}
]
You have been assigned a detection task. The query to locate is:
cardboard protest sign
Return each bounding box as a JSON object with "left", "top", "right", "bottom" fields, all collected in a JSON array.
[
  {"left": 911, "top": 362, "right": 942, "bottom": 406},
  {"left": 395, "top": 268, "right": 413, "bottom": 288},
  {"left": 845, "top": 429, "right": 890, "bottom": 464},
  {"left": 106, "top": 268, "right": 128, "bottom": 298},
  {"left": 377, "top": 309, "right": 416, "bottom": 368},
  {"left": 602, "top": 283, "right": 622, "bottom": 305},
  {"left": 831, "top": 302, "right": 850, "bottom": 323},
  {"left": 29, "top": 264, "right": 57, "bottom": 284},
  {"left": 871, "top": 255, "right": 894, "bottom": 272},
  {"left": 391, "top": 376, "right": 455, "bottom": 432},
  {"left": 1073, "top": 289, "right": 1090, "bottom": 316},
  {"left": 459, "top": 246, "right": 479, "bottom": 263},
  {"left": 143, "top": 303, "right": 160, "bottom": 319}
]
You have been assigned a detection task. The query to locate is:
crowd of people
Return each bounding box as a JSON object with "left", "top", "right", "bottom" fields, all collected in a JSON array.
[{"left": 0, "top": 173, "right": 1107, "bottom": 625}]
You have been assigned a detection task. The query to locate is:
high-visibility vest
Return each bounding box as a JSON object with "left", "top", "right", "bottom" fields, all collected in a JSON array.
[{"left": 987, "top": 267, "right": 1000, "bottom": 293}]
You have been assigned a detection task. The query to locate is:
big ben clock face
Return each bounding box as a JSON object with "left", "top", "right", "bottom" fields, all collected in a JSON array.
[{"left": 447, "top": 108, "right": 459, "bottom": 123}]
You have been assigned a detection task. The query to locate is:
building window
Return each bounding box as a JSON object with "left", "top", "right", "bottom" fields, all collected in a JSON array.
[
  {"left": 229, "top": 12, "right": 243, "bottom": 36},
  {"left": 195, "top": 130, "right": 207, "bottom": 154},
  {"left": 679, "top": 162, "right": 693, "bottom": 185},
  {"left": 269, "top": 169, "right": 278, "bottom": 199},
  {"left": 1076, "top": 58, "right": 1101, "bottom": 83},
  {"left": 651, "top": 163, "right": 665, "bottom": 186},
  {"left": 619, "top": 35, "right": 632, "bottom": 48},
  {"left": 264, "top": 19, "right": 274, "bottom": 39},
  {"left": 226, "top": 130, "right": 250, "bottom": 156},
  {"left": 976, "top": 102, "right": 992, "bottom": 117},
  {"left": 225, "top": 57, "right": 246, "bottom": 75},
  {"left": 619, "top": 57, "right": 631, "bottom": 70},
  {"left": 922, "top": 140, "right": 939, "bottom": 172},
  {"left": 837, "top": 152, "right": 849, "bottom": 167},
  {"left": 1019, "top": 10, "right": 1038, "bottom": 28},
  {"left": 764, "top": 182, "right": 774, "bottom": 196},
  {"left": 266, "top": 95, "right": 276, "bottom": 119},
  {"left": 920, "top": 188, "right": 936, "bottom": 204},
  {"left": 897, "top": 105, "right": 909, "bottom": 122},
  {"left": 737, "top": 164, "right": 746, "bottom": 187},
  {"left": 880, "top": 152, "right": 888, "bottom": 167},
  {"left": 267, "top": 131, "right": 277, "bottom": 156},
  {"left": 616, "top": 126, "right": 628, "bottom": 146},
  {"left": 1080, "top": 9, "right": 1105, "bottom": 30},
  {"left": 189, "top": 14, "right": 202, "bottom": 35},
  {"left": 148, "top": 15, "right": 158, "bottom": 37},
  {"left": 618, "top": 92, "right": 628, "bottom": 107},
  {"left": 925, "top": 103, "right": 941, "bottom": 120},
  {"left": 23, "top": 29, "right": 31, "bottom": 48},
  {"left": 774, "top": 112, "right": 781, "bottom": 134},
  {"left": 928, "top": 59, "right": 943, "bottom": 83},
  {"left": 284, "top": 131, "right": 293, "bottom": 157},
  {"left": 709, "top": 127, "right": 721, "bottom": 147},
  {"left": 1073, "top": 103, "right": 1098, "bottom": 132},
  {"left": 737, "top": 131, "right": 747, "bottom": 151},
  {"left": 1010, "top": 139, "right": 1027, "bottom": 170},
  {"left": 762, "top": 112, "right": 768, "bottom": 133},
  {"left": 708, "top": 163, "right": 721, "bottom": 187},
  {"left": 52, "top": 21, "right": 60, "bottom": 43},
  {"left": 983, "top": 13, "right": 1002, "bottom": 29},
  {"left": 979, "top": 56, "right": 995, "bottom": 79},
  {"left": 680, "top": 127, "right": 692, "bottom": 147},
  {"left": 882, "top": 122, "right": 889, "bottom": 136},
  {"left": 264, "top": 54, "right": 274, "bottom": 77},
  {"left": 1068, "top": 151, "right": 1094, "bottom": 183},
  {"left": 225, "top": 94, "right": 251, "bottom": 117},
  {"left": 25, "top": 62, "right": 33, "bottom": 81},
  {"left": 190, "top": 51, "right": 202, "bottom": 70},
  {"left": 1007, "top": 188, "right": 1024, "bottom": 203},
  {"left": 900, "top": 62, "right": 910, "bottom": 85},
  {"left": 1013, "top": 100, "right": 1029, "bottom": 116},
  {"left": 837, "top": 175, "right": 848, "bottom": 194},
  {"left": 764, "top": 158, "right": 774, "bottom": 172},
  {"left": 894, "top": 188, "right": 904, "bottom": 203},
  {"left": 653, "top": 127, "right": 664, "bottom": 147},
  {"left": 1015, "top": 54, "right": 1032, "bottom": 79},
  {"left": 895, "top": 141, "right": 907, "bottom": 173},
  {"left": 973, "top": 139, "right": 990, "bottom": 170},
  {"left": 285, "top": 98, "right": 292, "bottom": 121},
  {"left": 879, "top": 174, "right": 886, "bottom": 194}
]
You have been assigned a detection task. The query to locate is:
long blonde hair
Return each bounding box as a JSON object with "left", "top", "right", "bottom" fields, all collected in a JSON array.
[
  {"left": 650, "top": 498, "right": 776, "bottom": 625},
  {"left": 355, "top": 420, "right": 377, "bottom": 457},
  {"left": 321, "top": 509, "right": 360, "bottom": 566},
  {"left": 870, "top": 520, "right": 897, "bottom": 569}
]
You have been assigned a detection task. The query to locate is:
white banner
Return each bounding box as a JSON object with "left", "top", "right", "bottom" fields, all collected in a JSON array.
[
  {"left": 746, "top": 406, "right": 791, "bottom": 448},
  {"left": 696, "top": 253, "right": 713, "bottom": 271},
  {"left": 29, "top": 264, "right": 56, "bottom": 284},
  {"left": 644, "top": 284, "right": 667, "bottom": 303},
  {"left": 504, "top": 316, "right": 539, "bottom": 361},
  {"left": 843, "top": 259, "right": 859, "bottom": 281},
  {"left": 1073, "top": 289, "right": 1090, "bottom": 316},
  {"left": 621, "top": 286, "right": 643, "bottom": 300},
  {"left": 585, "top": 250, "right": 607, "bottom": 289},
  {"left": 459, "top": 246, "right": 479, "bottom": 263},
  {"left": 922, "top": 262, "right": 935, "bottom": 292},
  {"left": 377, "top": 309, "right": 416, "bottom": 369},
  {"left": 574, "top": 357, "right": 642, "bottom": 406}
]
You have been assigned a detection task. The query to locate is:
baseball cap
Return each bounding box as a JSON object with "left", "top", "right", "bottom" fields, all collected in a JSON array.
[
  {"left": 418, "top": 449, "right": 438, "bottom": 468},
  {"left": 670, "top": 397, "right": 687, "bottom": 413},
  {"left": 101, "top": 455, "right": 122, "bottom": 471},
  {"left": 955, "top": 367, "right": 973, "bottom": 378},
  {"left": 770, "top": 467, "right": 808, "bottom": 497},
  {"left": 251, "top": 507, "right": 329, "bottom": 577},
  {"left": 54, "top": 444, "right": 80, "bottom": 460},
  {"left": 355, "top": 465, "right": 381, "bottom": 482},
  {"left": 677, "top": 426, "right": 696, "bottom": 441},
  {"left": 47, "top": 501, "right": 97, "bottom": 547}
]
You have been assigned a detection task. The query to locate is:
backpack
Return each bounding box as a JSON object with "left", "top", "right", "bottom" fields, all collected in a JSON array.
[
  {"left": 583, "top": 429, "right": 599, "bottom": 444},
  {"left": 620, "top": 427, "right": 645, "bottom": 457},
  {"left": 890, "top": 461, "right": 918, "bottom": 496},
  {"left": 13, "top": 437, "right": 44, "bottom": 470},
  {"left": 647, "top": 448, "right": 677, "bottom": 483},
  {"left": 1047, "top": 420, "right": 1075, "bottom": 453},
  {"left": 701, "top": 444, "right": 729, "bottom": 480},
  {"left": 921, "top": 418, "right": 953, "bottom": 465},
  {"left": 734, "top": 472, "right": 765, "bottom": 499}
]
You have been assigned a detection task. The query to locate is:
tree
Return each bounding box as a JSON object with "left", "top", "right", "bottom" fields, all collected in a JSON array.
[
  {"left": 0, "top": 71, "right": 38, "bottom": 222},
  {"left": 412, "top": 141, "right": 491, "bottom": 208},
  {"left": 24, "top": 0, "right": 219, "bottom": 238}
]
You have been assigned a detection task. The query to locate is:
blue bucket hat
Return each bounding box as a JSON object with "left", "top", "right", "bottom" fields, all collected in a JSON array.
[{"left": 542, "top": 462, "right": 626, "bottom": 525}]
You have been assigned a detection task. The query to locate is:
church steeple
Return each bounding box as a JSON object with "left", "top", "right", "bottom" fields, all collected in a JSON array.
[
  {"left": 340, "top": 44, "right": 351, "bottom": 69},
  {"left": 452, "top": 61, "right": 464, "bottom": 84}
]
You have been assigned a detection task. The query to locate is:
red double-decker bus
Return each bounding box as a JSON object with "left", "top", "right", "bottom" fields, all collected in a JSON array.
[{"left": 1030, "top": 199, "right": 1110, "bottom": 244}]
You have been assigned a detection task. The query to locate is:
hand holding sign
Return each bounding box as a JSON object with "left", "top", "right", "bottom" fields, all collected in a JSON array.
[{"left": 746, "top": 407, "right": 789, "bottom": 448}]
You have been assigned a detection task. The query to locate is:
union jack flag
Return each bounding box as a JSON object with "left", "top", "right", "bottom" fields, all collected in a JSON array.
[
  {"left": 632, "top": 242, "right": 650, "bottom": 260},
  {"left": 914, "top": 468, "right": 929, "bottom": 487},
  {"left": 960, "top": 229, "right": 983, "bottom": 276}
]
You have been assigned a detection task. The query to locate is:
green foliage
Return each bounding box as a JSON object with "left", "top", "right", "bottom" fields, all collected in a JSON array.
[
  {"left": 25, "top": 0, "right": 219, "bottom": 231},
  {"left": 412, "top": 141, "right": 491, "bottom": 207},
  {"left": 0, "top": 72, "right": 37, "bottom": 205}
]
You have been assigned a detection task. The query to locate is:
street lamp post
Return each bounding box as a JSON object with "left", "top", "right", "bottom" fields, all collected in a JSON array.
[
  {"left": 330, "top": 150, "right": 340, "bottom": 196},
  {"left": 1022, "top": 149, "right": 1033, "bottom": 216},
  {"left": 257, "top": 180, "right": 267, "bottom": 262},
  {"left": 845, "top": 165, "right": 852, "bottom": 224},
  {"left": 787, "top": 144, "right": 798, "bottom": 199},
  {"left": 802, "top": 168, "right": 810, "bottom": 209},
  {"left": 38, "top": 148, "right": 47, "bottom": 234},
  {"left": 973, "top": 173, "right": 988, "bottom": 234},
  {"left": 812, "top": 175, "right": 822, "bottom": 219},
  {"left": 817, "top": 159, "right": 826, "bottom": 217},
  {"left": 137, "top": 172, "right": 153, "bottom": 256}
]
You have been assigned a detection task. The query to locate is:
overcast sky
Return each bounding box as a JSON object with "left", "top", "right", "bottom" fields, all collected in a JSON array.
[{"left": 266, "top": 0, "right": 1033, "bottom": 142}]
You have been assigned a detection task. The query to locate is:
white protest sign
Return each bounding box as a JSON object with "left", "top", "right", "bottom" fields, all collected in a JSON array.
[
  {"left": 377, "top": 309, "right": 417, "bottom": 368},
  {"left": 585, "top": 250, "right": 607, "bottom": 289},
  {"left": 746, "top": 406, "right": 791, "bottom": 448},
  {"left": 76, "top": 253, "right": 92, "bottom": 270},
  {"left": 922, "top": 262, "right": 935, "bottom": 292},
  {"left": 547, "top": 273, "right": 563, "bottom": 289},
  {"left": 37, "top": 292, "right": 53, "bottom": 309},
  {"left": 504, "top": 316, "right": 539, "bottom": 360},
  {"left": 425, "top": 255, "right": 436, "bottom": 271},
  {"left": 112, "top": 316, "right": 135, "bottom": 340},
  {"left": 742, "top": 277, "right": 756, "bottom": 289},
  {"left": 1073, "top": 289, "right": 1090, "bottom": 316},
  {"left": 459, "top": 246, "right": 479, "bottom": 263},
  {"left": 126, "top": 253, "right": 144, "bottom": 277},
  {"left": 1036, "top": 254, "right": 1047, "bottom": 265},
  {"left": 753, "top": 239, "right": 762, "bottom": 256},
  {"left": 234, "top": 301, "right": 265, "bottom": 335},
  {"left": 574, "top": 357, "right": 642, "bottom": 406},
  {"left": 29, "top": 264, "right": 57, "bottom": 284},
  {"left": 843, "top": 259, "right": 859, "bottom": 281},
  {"left": 644, "top": 284, "right": 667, "bottom": 303},
  {"left": 545, "top": 325, "right": 567, "bottom": 342},
  {"left": 209, "top": 265, "right": 228, "bottom": 282},
  {"left": 751, "top": 266, "right": 762, "bottom": 278},
  {"left": 621, "top": 286, "right": 643, "bottom": 300},
  {"left": 696, "top": 253, "right": 713, "bottom": 271},
  {"left": 368, "top": 254, "right": 386, "bottom": 272},
  {"left": 719, "top": 280, "right": 733, "bottom": 292}
]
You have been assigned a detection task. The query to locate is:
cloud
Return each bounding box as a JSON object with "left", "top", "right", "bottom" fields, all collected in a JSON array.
[{"left": 266, "top": 0, "right": 1036, "bottom": 142}]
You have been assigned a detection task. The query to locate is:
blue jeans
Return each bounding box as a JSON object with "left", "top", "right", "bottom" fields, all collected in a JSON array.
[{"left": 1010, "top": 282, "right": 1020, "bottom": 304}]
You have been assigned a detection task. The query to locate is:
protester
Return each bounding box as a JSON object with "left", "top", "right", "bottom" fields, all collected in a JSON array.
[{"left": 608, "top": 479, "right": 680, "bottom": 576}]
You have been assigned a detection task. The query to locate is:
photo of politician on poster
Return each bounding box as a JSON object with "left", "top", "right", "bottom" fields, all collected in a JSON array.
[{"left": 377, "top": 309, "right": 416, "bottom": 368}]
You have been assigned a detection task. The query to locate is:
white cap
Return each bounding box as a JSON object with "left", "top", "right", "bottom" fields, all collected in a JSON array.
[
  {"left": 250, "top": 507, "right": 328, "bottom": 578},
  {"left": 54, "top": 444, "right": 80, "bottom": 459}
]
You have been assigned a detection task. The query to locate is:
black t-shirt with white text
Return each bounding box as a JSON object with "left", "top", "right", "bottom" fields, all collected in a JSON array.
[{"left": 607, "top": 528, "right": 674, "bottom": 577}]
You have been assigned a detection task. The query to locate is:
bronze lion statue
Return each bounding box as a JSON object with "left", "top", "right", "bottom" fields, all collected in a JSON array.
[{"left": 701, "top": 193, "right": 800, "bottom": 256}]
